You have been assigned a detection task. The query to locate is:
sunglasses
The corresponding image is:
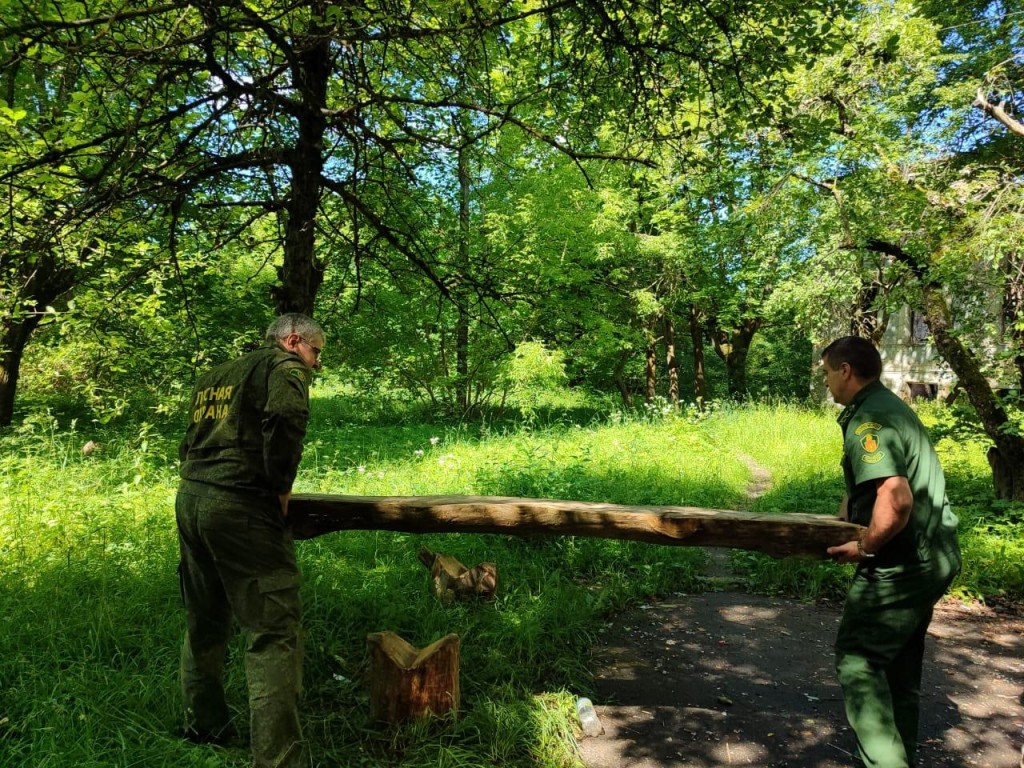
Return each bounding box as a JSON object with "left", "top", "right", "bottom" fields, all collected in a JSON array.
[{"left": 299, "top": 339, "right": 322, "bottom": 362}]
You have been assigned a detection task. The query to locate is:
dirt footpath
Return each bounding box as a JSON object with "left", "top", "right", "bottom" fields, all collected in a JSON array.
[{"left": 577, "top": 590, "right": 1024, "bottom": 768}]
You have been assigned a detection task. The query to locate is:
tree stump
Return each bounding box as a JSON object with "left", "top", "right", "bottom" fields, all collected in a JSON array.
[
  {"left": 417, "top": 547, "right": 498, "bottom": 601},
  {"left": 366, "top": 631, "right": 460, "bottom": 723}
]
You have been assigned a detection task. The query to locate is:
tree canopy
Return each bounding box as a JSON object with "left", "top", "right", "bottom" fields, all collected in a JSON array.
[{"left": 3, "top": 0, "right": 1023, "bottom": 499}]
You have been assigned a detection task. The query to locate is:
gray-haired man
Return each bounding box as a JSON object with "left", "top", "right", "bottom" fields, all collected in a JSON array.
[{"left": 177, "top": 313, "right": 324, "bottom": 768}]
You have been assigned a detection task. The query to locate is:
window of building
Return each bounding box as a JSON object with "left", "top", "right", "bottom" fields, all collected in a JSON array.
[
  {"left": 905, "top": 381, "right": 938, "bottom": 402},
  {"left": 910, "top": 310, "right": 930, "bottom": 344}
]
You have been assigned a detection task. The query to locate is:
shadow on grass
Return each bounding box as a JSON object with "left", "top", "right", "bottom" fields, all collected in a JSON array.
[
  {"left": 308, "top": 387, "right": 614, "bottom": 429},
  {"left": 0, "top": 558, "right": 203, "bottom": 766}
]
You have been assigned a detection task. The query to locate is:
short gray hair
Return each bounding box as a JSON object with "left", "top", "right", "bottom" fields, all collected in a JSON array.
[{"left": 266, "top": 313, "right": 324, "bottom": 344}]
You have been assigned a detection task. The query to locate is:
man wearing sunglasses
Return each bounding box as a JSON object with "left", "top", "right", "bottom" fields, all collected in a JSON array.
[{"left": 176, "top": 312, "right": 325, "bottom": 768}]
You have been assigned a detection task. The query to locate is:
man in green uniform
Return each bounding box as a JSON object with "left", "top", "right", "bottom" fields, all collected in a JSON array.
[
  {"left": 177, "top": 313, "right": 324, "bottom": 768},
  {"left": 822, "top": 336, "right": 960, "bottom": 768}
]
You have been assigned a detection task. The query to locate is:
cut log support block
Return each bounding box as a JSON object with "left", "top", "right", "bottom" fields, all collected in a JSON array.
[
  {"left": 366, "top": 631, "right": 460, "bottom": 724},
  {"left": 417, "top": 547, "right": 498, "bottom": 601},
  {"left": 289, "top": 494, "right": 865, "bottom": 560}
]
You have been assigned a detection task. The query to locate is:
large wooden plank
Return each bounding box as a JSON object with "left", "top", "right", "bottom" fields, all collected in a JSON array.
[{"left": 289, "top": 494, "right": 861, "bottom": 560}]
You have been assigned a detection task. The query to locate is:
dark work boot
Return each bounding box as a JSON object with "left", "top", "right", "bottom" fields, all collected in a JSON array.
[{"left": 182, "top": 721, "right": 239, "bottom": 746}]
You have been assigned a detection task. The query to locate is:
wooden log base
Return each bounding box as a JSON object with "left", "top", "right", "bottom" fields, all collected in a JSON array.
[
  {"left": 289, "top": 494, "right": 864, "bottom": 560},
  {"left": 417, "top": 547, "right": 498, "bottom": 601},
  {"left": 366, "top": 631, "right": 460, "bottom": 724}
]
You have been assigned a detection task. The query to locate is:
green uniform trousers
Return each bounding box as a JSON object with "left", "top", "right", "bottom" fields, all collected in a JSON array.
[
  {"left": 835, "top": 563, "right": 955, "bottom": 768},
  {"left": 177, "top": 487, "right": 305, "bottom": 768}
]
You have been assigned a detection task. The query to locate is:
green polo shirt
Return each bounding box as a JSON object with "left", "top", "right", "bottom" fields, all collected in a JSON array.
[
  {"left": 179, "top": 343, "right": 311, "bottom": 499},
  {"left": 837, "top": 380, "right": 960, "bottom": 570}
]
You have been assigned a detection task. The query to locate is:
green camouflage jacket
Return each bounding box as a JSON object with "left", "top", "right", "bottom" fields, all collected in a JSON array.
[{"left": 179, "top": 343, "right": 311, "bottom": 497}]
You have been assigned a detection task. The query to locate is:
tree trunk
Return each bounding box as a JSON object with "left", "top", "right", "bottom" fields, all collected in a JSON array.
[
  {"left": 1003, "top": 250, "right": 1024, "bottom": 387},
  {"left": 664, "top": 315, "right": 679, "bottom": 409},
  {"left": 869, "top": 239, "right": 1024, "bottom": 501},
  {"left": 645, "top": 319, "right": 658, "bottom": 402},
  {"left": 273, "top": 27, "right": 330, "bottom": 316},
  {"left": 725, "top": 351, "right": 747, "bottom": 400},
  {"left": 0, "top": 250, "right": 74, "bottom": 427},
  {"left": 710, "top": 318, "right": 761, "bottom": 401},
  {"left": 850, "top": 280, "right": 889, "bottom": 345},
  {"left": 613, "top": 350, "right": 633, "bottom": 408},
  {"left": 367, "top": 631, "right": 460, "bottom": 723},
  {"left": 0, "top": 316, "right": 41, "bottom": 427},
  {"left": 923, "top": 285, "right": 1024, "bottom": 500},
  {"left": 689, "top": 303, "right": 706, "bottom": 410},
  {"left": 455, "top": 144, "right": 471, "bottom": 413}
]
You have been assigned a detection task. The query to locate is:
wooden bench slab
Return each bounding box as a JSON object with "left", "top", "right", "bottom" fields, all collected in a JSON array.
[{"left": 289, "top": 494, "right": 861, "bottom": 560}]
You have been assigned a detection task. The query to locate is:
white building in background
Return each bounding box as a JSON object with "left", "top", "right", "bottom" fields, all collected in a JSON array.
[
  {"left": 875, "top": 306, "right": 957, "bottom": 401},
  {"left": 814, "top": 305, "right": 956, "bottom": 403}
]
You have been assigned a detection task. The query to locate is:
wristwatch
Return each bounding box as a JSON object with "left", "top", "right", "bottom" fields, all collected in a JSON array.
[{"left": 857, "top": 538, "right": 876, "bottom": 559}]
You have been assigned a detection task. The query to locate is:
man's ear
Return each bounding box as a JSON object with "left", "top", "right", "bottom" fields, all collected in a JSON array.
[{"left": 280, "top": 333, "right": 300, "bottom": 352}]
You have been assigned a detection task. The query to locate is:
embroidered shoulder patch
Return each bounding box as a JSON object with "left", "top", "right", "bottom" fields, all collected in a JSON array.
[
  {"left": 288, "top": 367, "right": 308, "bottom": 385},
  {"left": 855, "top": 421, "right": 884, "bottom": 463}
]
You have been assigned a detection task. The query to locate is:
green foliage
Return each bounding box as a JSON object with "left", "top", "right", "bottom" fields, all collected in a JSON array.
[
  {"left": 954, "top": 503, "right": 1024, "bottom": 602},
  {"left": 2, "top": 0, "right": 1019, "bottom": 501},
  {"left": 495, "top": 342, "right": 576, "bottom": 416},
  {"left": 919, "top": 405, "right": 1024, "bottom": 599},
  {"left": 0, "top": 0, "right": 852, "bottom": 428},
  {"left": 15, "top": 239, "right": 280, "bottom": 424},
  {"left": 745, "top": 321, "right": 815, "bottom": 400},
  {"left": 915, "top": 400, "right": 993, "bottom": 447}
]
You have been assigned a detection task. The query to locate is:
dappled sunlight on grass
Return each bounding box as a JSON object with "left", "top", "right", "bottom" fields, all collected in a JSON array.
[
  {"left": 298, "top": 417, "right": 750, "bottom": 511},
  {"left": 707, "top": 403, "right": 842, "bottom": 494},
  {"left": 957, "top": 525, "right": 1024, "bottom": 600}
]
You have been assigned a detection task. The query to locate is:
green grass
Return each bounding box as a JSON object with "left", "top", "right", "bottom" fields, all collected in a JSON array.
[
  {"left": 928, "top": 428, "right": 1024, "bottom": 602},
  {"left": 1, "top": 398, "right": 1020, "bottom": 767}
]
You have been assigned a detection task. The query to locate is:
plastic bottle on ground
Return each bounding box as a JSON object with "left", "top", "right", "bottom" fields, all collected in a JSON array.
[{"left": 575, "top": 696, "right": 604, "bottom": 737}]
